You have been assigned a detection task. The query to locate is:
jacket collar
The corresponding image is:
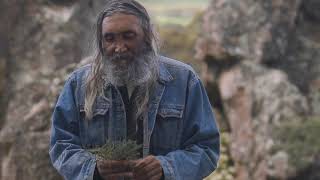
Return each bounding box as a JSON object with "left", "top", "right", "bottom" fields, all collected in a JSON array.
[{"left": 158, "top": 60, "right": 173, "bottom": 84}]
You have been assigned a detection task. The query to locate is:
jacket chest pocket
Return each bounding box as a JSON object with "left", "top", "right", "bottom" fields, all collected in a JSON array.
[
  {"left": 151, "top": 104, "right": 184, "bottom": 154},
  {"left": 79, "top": 101, "right": 110, "bottom": 149}
]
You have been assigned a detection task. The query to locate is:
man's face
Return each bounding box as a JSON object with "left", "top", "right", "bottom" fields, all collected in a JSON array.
[{"left": 101, "top": 13, "right": 145, "bottom": 66}]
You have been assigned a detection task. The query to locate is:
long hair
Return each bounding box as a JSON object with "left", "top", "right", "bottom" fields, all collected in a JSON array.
[{"left": 84, "top": 0, "right": 159, "bottom": 120}]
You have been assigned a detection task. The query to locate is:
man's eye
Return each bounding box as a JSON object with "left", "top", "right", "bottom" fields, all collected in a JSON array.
[
  {"left": 123, "top": 32, "right": 136, "bottom": 39},
  {"left": 104, "top": 34, "right": 114, "bottom": 42}
]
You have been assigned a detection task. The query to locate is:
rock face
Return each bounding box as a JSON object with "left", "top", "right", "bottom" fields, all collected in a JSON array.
[
  {"left": 219, "top": 62, "right": 308, "bottom": 180},
  {"left": 196, "top": 0, "right": 301, "bottom": 63},
  {"left": 0, "top": 0, "right": 106, "bottom": 179},
  {"left": 0, "top": 61, "right": 89, "bottom": 180},
  {"left": 196, "top": 0, "right": 320, "bottom": 179}
]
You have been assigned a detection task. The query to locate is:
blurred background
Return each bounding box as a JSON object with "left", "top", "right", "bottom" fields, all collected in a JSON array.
[{"left": 0, "top": 0, "right": 319, "bottom": 179}]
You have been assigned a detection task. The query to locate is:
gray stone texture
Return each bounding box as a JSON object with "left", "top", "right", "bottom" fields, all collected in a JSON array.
[
  {"left": 196, "top": 0, "right": 320, "bottom": 179},
  {"left": 0, "top": 0, "right": 106, "bottom": 179}
]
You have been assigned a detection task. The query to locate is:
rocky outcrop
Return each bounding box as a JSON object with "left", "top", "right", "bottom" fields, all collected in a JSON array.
[
  {"left": 0, "top": 61, "right": 85, "bottom": 180},
  {"left": 196, "top": 0, "right": 320, "bottom": 179},
  {"left": 0, "top": 1, "right": 25, "bottom": 178},
  {"left": 195, "top": 0, "right": 301, "bottom": 63},
  {"left": 272, "top": 0, "right": 320, "bottom": 105},
  {"left": 218, "top": 62, "right": 308, "bottom": 180},
  {"left": 0, "top": 0, "right": 106, "bottom": 179}
]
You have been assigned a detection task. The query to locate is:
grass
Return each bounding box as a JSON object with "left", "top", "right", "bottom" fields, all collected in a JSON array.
[
  {"left": 139, "top": 0, "right": 210, "bottom": 26},
  {"left": 89, "top": 140, "right": 142, "bottom": 161}
]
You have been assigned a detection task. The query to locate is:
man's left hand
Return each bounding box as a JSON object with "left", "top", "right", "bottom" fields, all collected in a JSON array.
[{"left": 132, "top": 155, "right": 163, "bottom": 180}]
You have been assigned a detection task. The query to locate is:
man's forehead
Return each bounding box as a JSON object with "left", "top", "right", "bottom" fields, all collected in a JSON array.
[{"left": 102, "top": 13, "right": 142, "bottom": 32}]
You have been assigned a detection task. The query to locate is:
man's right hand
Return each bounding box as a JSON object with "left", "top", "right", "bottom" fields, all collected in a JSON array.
[{"left": 96, "top": 160, "right": 135, "bottom": 180}]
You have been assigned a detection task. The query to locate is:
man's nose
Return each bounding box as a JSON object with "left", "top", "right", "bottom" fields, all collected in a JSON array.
[{"left": 114, "top": 41, "right": 128, "bottom": 53}]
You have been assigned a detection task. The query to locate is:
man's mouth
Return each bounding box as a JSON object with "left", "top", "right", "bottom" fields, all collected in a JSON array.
[{"left": 110, "top": 53, "right": 133, "bottom": 62}]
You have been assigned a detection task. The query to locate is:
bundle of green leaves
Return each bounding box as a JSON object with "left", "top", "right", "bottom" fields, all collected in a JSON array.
[{"left": 89, "top": 140, "right": 142, "bottom": 161}]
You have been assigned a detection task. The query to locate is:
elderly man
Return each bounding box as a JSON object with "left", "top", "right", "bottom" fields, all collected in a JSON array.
[{"left": 49, "top": 0, "right": 220, "bottom": 180}]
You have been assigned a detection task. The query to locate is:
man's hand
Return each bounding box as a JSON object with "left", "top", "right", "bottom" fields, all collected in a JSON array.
[
  {"left": 96, "top": 160, "right": 134, "bottom": 180},
  {"left": 133, "top": 155, "right": 163, "bottom": 180}
]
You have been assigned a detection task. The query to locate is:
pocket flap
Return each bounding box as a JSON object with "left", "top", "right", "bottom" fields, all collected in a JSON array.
[
  {"left": 79, "top": 97, "right": 110, "bottom": 117},
  {"left": 157, "top": 104, "right": 184, "bottom": 118}
]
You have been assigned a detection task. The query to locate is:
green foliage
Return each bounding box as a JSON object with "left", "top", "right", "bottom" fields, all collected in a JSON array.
[
  {"left": 158, "top": 12, "right": 203, "bottom": 72},
  {"left": 273, "top": 116, "right": 320, "bottom": 170},
  {"left": 205, "top": 132, "right": 235, "bottom": 180},
  {"left": 140, "top": 0, "right": 209, "bottom": 26},
  {"left": 89, "top": 140, "right": 142, "bottom": 161}
]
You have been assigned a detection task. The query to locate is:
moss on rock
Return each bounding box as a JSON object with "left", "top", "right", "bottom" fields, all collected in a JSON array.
[{"left": 273, "top": 116, "right": 320, "bottom": 171}]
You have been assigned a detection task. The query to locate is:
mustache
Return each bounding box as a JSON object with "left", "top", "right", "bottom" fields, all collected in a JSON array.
[{"left": 107, "top": 52, "right": 134, "bottom": 62}]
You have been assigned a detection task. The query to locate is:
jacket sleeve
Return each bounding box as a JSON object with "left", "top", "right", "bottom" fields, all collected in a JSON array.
[
  {"left": 49, "top": 74, "right": 96, "bottom": 180},
  {"left": 156, "top": 77, "right": 220, "bottom": 180}
]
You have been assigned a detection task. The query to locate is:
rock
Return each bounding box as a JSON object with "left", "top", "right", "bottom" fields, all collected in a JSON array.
[
  {"left": 269, "top": 0, "right": 320, "bottom": 95},
  {"left": 0, "top": 58, "right": 7, "bottom": 128},
  {"left": 0, "top": 59, "right": 82, "bottom": 179},
  {"left": 9, "top": 0, "right": 104, "bottom": 91},
  {"left": 309, "top": 80, "right": 320, "bottom": 116},
  {"left": 268, "top": 151, "right": 289, "bottom": 179},
  {"left": 0, "top": 0, "right": 106, "bottom": 179},
  {"left": 288, "top": 155, "right": 320, "bottom": 180},
  {"left": 218, "top": 61, "right": 308, "bottom": 180},
  {"left": 301, "top": 0, "right": 320, "bottom": 22},
  {"left": 0, "top": 1, "right": 24, "bottom": 177},
  {"left": 195, "top": 0, "right": 302, "bottom": 63},
  {"left": 196, "top": 0, "right": 320, "bottom": 179},
  {"left": 196, "top": 0, "right": 320, "bottom": 95}
]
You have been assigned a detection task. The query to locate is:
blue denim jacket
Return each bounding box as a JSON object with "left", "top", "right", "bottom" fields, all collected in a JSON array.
[{"left": 49, "top": 56, "right": 220, "bottom": 180}]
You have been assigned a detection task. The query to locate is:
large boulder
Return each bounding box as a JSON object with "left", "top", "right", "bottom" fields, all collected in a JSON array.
[
  {"left": 219, "top": 62, "right": 308, "bottom": 180},
  {"left": 0, "top": 0, "right": 106, "bottom": 179},
  {"left": 196, "top": 0, "right": 320, "bottom": 96},
  {"left": 9, "top": 0, "right": 105, "bottom": 90},
  {"left": 196, "top": 0, "right": 320, "bottom": 179},
  {"left": 0, "top": 59, "right": 90, "bottom": 180},
  {"left": 270, "top": 0, "right": 320, "bottom": 95},
  {"left": 0, "top": 64, "right": 73, "bottom": 179},
  {"left": 195, "top": 0, "right": 302, "bottom": 63}
]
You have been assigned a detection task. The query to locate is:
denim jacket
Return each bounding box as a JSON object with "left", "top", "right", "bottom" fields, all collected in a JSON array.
[{"left": 49, "top": 56, "right": 220, "bottom": 180}]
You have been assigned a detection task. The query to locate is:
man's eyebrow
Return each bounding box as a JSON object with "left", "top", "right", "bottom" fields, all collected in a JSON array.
[
  {"left": 103, "top": 32, "right": 115, "bottom": 37},
  {"left": 103, "top": 31, "right": 136, "bottom": 38},
  {"left": 123, "top": 30, "right": 136, "bottom": 34}
]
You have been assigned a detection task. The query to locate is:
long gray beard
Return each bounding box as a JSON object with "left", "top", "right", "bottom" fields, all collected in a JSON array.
[
  {"left": 101, "top": 51, "right": 159, "bottom": 120},
  {"left": 102, "top": 52, "right": 159, "bottom": 88}
]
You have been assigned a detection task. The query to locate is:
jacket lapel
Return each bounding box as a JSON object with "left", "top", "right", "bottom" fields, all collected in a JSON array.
[{"left": 143, "top": 60, "right": 173, "bottom": 157}]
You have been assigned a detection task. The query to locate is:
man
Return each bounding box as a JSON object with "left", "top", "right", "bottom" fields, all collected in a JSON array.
[{"left": 49, "top": 0, "right": 220, "bottom": 180}]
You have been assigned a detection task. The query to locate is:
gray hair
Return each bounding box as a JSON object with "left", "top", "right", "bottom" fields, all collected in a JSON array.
[{"left": 84, "top": 0, "right": 159, "bottom": 120}]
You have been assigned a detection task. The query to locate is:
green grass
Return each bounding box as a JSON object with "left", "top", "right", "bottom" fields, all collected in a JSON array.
[
  {"left": 89, "top": 140, "right": 142, "bottom": 161},
  {"left": 138, "top": 0, "right": 210, "bottom": 26}
]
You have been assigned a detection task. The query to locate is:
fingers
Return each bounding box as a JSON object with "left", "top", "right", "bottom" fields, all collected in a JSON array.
[
  {"left": 106, "top": 172, "right": 133, "bottom": 178},
  {"left": 96, "top": 157, "right": 163, "bottom": 180},
  {"left": 148, "top": 173, "right": 163, "bottom": 180},
  {"left": 98, "top": 160, "right": 132, "bottom": 173},
  {"left": 134, "top": 160, "right": 158, "bottom": 177},
  {"left": 138, "top": 167, "right": 163, "bottom": 180},
  {"left": 98, "top": 160, "right": 131, "bottom": 169},
  {"left": 97, "top": 160, "right": 135, "bottom": 179},
  {"left": 133, "top": 156, "right": 163, "bottom": 180},
  {"left": 134, "top": 156, "right": 154, "bottom": 170},
  {"left": 99, "top": 171, "right": 133, "bottom": 179}
]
